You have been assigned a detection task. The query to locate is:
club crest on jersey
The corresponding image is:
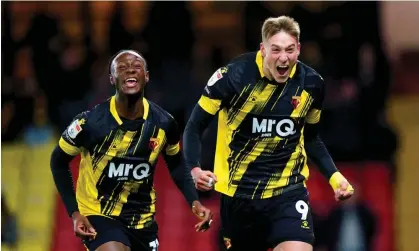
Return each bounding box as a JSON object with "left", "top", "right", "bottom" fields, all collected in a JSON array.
[
  {"left": 68, "top": 118, "right": 85, "bottom": 139},
  {"left": 149, "top": 138, "right": 160, "bottom": 151},
  {"left": 292, "top": 96, "right": 301, "bottom": 109}
]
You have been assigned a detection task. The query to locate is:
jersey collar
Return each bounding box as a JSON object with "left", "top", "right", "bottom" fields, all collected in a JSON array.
[
  {"left": 256, "top": 50, "right": 297, "bottom": 80},
  {"left": 110, "top": 96, "right": 150, "bottom": 125}
]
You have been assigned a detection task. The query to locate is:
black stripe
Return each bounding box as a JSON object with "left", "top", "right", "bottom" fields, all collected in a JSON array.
[
  {"left": 91, "top": 130, "right": 116, "bottom": 169},
  {"left": 118, "top": 182, "right": 154, "bottom": 227},
  {"left": 250, "top": 139, "right": 289, "bottom": 198},
  {"left": 227, "top": 136, "right": 259, "bottom": 186},
  {"left": 233, "top": 80, "right": 301, "bottom": 198},
  {"left": 227, "top": 81, "right": 265, "bottom": 125},
  {"left": 116, "top": 124, "right": 159, "bottom": 225}
]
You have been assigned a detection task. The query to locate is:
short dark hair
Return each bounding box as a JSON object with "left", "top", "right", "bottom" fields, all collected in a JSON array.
[{"left": 108, "top": 50, "right": 148, "bottom": 74}]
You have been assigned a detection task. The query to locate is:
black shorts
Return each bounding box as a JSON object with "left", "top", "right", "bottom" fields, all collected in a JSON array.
[
  {"left": 220, "top": 185, "right": 314, "bottom": 251},
  {"left": 83, "top": 216, "right": 159, "bottom": 251}
]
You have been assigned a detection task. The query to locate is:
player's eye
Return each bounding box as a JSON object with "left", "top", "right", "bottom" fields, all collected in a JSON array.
[
  {"left": 286, "top": 48, "right": 295, "bottom": 53},
  {"left": 118, "top": 66, "right": 127, "bottom": 71}
]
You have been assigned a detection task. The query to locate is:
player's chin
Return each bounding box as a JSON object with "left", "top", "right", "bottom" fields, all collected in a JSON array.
[
  {"left": 273, "top": 74, "right": 289, "bottom": 84},
  {"left": 120, "top": 86, "right": 143, "bottom": 96}
]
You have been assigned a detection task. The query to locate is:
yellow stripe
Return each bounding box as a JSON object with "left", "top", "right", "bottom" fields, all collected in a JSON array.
[
  {"left": 59, "top": 137, "right": 81, "bottom": 156},
  {"left": 77, "top": 152, "right": 102, "bottom": 215},
  {"left": 262, "top": 90, "right": 312, "bottom": 198},
  {"left": 135, "top": 188, "right": 156, "bottom": 229},
  {"left": 213, "top": 109, "right": 232, "bottom": 193},
  {"left": 77, "top": 130, "right": 124, "bottom": 216},
  {"left": 149, "top": 128, "right": 166, "bottom": 165},
  {"left": 256, "top": 51, "right": 265, "bottom": 77},
  {"left": 226, "top": 138, "right": 274, "bottom": 196},
  {"left": 133, "top": 123, "right": 145, "bottom": 154},
  {"left": 98, "top": 130, "right": 139, "bottom": 216},
  {"left": 252, "top": 180, "right": 261, "bottom": 199},
  {"left": 229, "top": 83, "right": 275, "bottom": 130},
  {"left": 142, "top": 98, "right": 150, "bottom": 120},
  {"left": 110, "top": 96, "right": 123, "bottom": 125},
  {"left": 306, "top": 108, "right": 321, "bottom": 124},
  {"left": 165, "top": 142, "right": 180, "bottom": 156},
  {"left": 289, "top": 63, "right": 297, "bottom": 78},
  {"left": 117, "top": 131, "right": 137, "bottom": 158},
  {"left": 198, "top": 95, "right": 222, "bottom": 115},
  {"left": 215, "top": 83, "right": 278, "bottom": 196},
  {"left": 105, "top": 131, "right": 138, "bottom": 215}
]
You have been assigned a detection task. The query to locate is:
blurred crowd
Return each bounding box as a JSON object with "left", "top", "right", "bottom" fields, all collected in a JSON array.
[
  {"left": 2, "top": 2, "right": 397, "bottom": 161},
  {"left": 1, "top": 2, "right": 398, "bottom": 250}
]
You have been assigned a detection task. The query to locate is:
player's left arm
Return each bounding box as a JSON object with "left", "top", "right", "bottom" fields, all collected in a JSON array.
[
  {"left": 304, "top": 77, "right": 354, "bottom": 201},
  {"left": 162, "top": 117, "right": 213, "bottom": 231}
]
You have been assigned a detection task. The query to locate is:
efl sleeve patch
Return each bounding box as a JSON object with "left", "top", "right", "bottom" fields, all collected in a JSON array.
[
  {"left": 67, "top": 119, "right": 83, "bottom": 139},
  {"left": 60, "top": 113, "right": 88, "bottom": 152},
  {"left": 207, "top": 67, "right": 226, "bottom": 87}
]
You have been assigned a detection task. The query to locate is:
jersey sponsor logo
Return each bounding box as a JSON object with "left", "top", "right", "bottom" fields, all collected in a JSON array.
[
  {"left": 207, "top": 67, "right": 227, "bottom": 87},
  {"left": 108, "top": 162, "right": 152, "bottom": 181},
  {"left": 252, "top": 117, "right": 296, "bottom": 138},
  {"left": 67, "top": 118, "right": 85, "bottom": 139}
]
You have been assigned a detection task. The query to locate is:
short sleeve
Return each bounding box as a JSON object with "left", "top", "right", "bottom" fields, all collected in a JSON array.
[
  {"left": 306, "top": 77, "right": 324, "bottom": 124},
  {"left": 59, "top": 112, "right": 89, "bottom": 156},
  {"left": 198, "top": 66, "right": 235, "bottom": 115},
  {"left": 164, "top": 116, "right": 181, "bottom": 156}
]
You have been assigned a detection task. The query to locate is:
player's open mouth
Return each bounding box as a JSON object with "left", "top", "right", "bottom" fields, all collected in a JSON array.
[
  {"left": 276, "top": 66, "right": 289, "bottom": 76},
  {"left": 125, "top": 78, "right": 138, "bottom": 87}
]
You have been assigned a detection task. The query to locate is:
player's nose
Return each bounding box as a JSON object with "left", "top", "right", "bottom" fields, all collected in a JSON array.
[
  {"left": 126, "top": 67, "right": 136, "bottom": 74},
  {"left": 278, "top": 53, "right": 288, "bottom": 63}
]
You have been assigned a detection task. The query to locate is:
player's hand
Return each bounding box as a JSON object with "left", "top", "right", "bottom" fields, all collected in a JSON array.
[
  {"left": 191, "top": 167, "right": 217, "bottom": 191},
  {"left": 334, "top": 179, "right": 354, "bottom": 202},
  {"left": 72, "top": 211, "right": 97, "bottom": 241},
  {"left": 191, "top": 201, "right": 213, "bottom": 232}
]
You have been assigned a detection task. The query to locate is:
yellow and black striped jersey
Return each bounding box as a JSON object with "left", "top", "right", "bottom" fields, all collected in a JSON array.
[
  {"left": 59, "top": 96, "right": 180, "bottom": 229},
  {"left": 197, "top": 51, "right": 324, "bottom": 199}
]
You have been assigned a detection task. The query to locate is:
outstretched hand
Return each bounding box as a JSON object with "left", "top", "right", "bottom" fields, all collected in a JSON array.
[{"left": 191, "top": 201, "right": 213, "bottom": 232}]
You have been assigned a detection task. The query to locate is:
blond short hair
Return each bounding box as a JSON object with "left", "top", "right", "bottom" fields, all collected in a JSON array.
[{"left": 261, "top": 16, "right": 300, "bottom": 42}]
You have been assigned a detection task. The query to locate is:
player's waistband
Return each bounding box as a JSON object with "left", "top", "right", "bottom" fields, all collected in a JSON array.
[
  {"left": 276, "top": 182, "right": 304, "bottom": 195},
  {"left": 220, "top": 182, "right": 305, "bottom": 200}
]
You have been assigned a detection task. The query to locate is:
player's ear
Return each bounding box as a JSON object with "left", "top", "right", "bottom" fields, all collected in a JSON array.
[
  {"left": 110, "top": 75, "right": 115, "bottom": 85},
  {"left": 145, "top": 71, "right": 150, "bottom": 83},
  {"left": 260, "top": 42, "right": 266, "bottom": 57},
  {"left": 297, "top": 42, "right": 301, "bottom": 57}
]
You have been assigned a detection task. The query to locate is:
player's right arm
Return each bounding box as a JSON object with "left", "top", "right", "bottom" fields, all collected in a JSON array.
[
  {"left": 183, "top": 66, "right": 234, "bottom": 191},
  {"left": 50, "top": 112, "right": 96, "bottom": 239}
]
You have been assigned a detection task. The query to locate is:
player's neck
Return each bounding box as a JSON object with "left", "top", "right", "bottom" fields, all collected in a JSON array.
[
  {"left": 262, "top": 65, "right": 274, "bottom": 81},
  {"left": 115, "top": 93, "right": 144, "bottom": 120}
]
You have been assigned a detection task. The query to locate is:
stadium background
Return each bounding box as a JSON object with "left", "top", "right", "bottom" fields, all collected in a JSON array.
[{"left": 1, "top": 1, "right": 418, "bottom": 251}]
